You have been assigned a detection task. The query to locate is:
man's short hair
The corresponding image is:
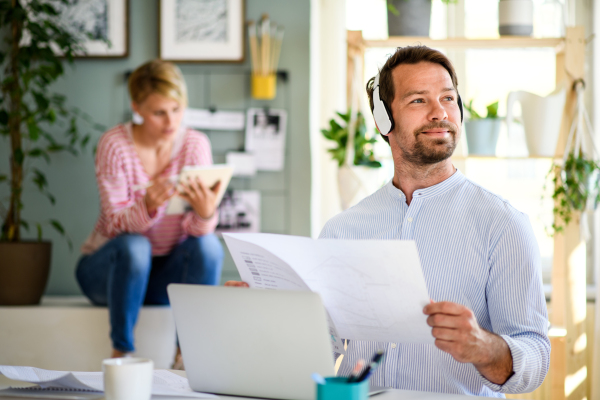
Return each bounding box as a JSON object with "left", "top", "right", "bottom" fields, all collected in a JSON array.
[{"left": 366, "top": 46, "right": 459, "bottom": 143}]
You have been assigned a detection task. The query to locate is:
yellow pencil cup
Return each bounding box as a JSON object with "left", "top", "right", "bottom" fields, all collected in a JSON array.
[{"left": 252, "top": 74, "right": 276, "bottom": 100}]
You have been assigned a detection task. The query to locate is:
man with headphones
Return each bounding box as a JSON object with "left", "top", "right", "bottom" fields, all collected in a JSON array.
[{"left": 319, "top": 46, "right": 549, "bottom": 396}]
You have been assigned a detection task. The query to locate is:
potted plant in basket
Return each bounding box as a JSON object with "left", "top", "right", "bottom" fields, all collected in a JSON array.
[
  {"left": 387, "top": 0, "right": 458, "bottom": 37},
  {"left": 321, "top": 110, "right": 382, "bottom": 210},
  {"left": 463, "top": 100, "right": 502, "bottom": 156},
  {"left": 0, "top": 0, "right": 103, "bottom": 305}
]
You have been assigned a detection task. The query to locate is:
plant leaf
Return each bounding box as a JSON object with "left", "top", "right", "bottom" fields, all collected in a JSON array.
[
  {"left": 36, "top": 223, "right": 43, "bottom": 241},
  {"left": 27, "top": 119, "right": 40, "bottom": 141},
  {"left": 49, "top": 219, "right": 72, "bottom": 250},
  {"left": 486, "top": 101, "right": 499, "bottom": 118},
  {"left": 32, "top": 168, "right": 48, "bottom": 191},
  {"left": 0, "top": 110, "right": 8, "bottom": 125},
  {"left": 49, "top": 219, "right": 65, "bottom": 235}
]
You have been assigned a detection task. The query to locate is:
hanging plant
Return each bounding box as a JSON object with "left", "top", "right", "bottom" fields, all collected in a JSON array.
[
  {"left": 545, "top": 80, "right": 600, "bottom": 234},
  {"left": 548, "top": 152, "right": 600, "bottom": 233}
]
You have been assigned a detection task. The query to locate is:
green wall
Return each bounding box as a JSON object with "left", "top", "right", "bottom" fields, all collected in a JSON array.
[{"left": 5, "top": 0, "right": 311, "bottom": 295}]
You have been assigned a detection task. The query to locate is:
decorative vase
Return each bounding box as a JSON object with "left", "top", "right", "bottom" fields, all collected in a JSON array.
[
  {"left": 465, "top": 119, "right": 502, "bottom": 156},
  {"left": 499, "top": 0, "right": 534, "bottom": 36},
  {"left": 387, "top": 0, "right": 432, "bottom": 37},
  {"left": 506, "top": 84, "right": 566, "bottom": 157},
  {"left": 338, "top": 165, "right": 382, "bottom": 210},
  {"left": 0, "top": 241, "right": 51, "bottom": 305}
]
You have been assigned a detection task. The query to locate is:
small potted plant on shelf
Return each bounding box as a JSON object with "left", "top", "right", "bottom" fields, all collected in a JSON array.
[
  {"left": 387, "top": 0, "right": 458, "bottom": 37},
  {"left": 321, "top": 110, "right": 382, "bottom": 210},
  {"left": 463, "top": 100, "right": 502, "bottom": 156},
  {"left": 0, "top": 0, "right": 103, "bottom": 305}
]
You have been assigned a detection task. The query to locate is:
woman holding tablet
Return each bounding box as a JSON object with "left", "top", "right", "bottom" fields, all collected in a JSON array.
[{"left": 76, "top": 60, "right": 223, "bottom": 365}]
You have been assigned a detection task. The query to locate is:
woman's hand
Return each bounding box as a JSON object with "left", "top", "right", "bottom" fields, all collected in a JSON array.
[
  {"left": 179, "top": 177, "right": 221, "bottom": 219},
  {"left": 144, "top": 176, "right": 176, "bottom": 216},
  {"left": 224, "top": 281, "right": 249, "bottom": 287}
]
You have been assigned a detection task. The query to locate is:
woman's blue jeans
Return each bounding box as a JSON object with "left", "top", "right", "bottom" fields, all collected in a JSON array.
[{"left": 75, "top": 233, "right": 224, "bottom": 353}]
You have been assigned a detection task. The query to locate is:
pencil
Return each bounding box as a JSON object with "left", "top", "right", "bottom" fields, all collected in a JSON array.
[
  {"left": 261, "top": 14, "right": 270, "bottom": 75},
  {"left": 270, "top": 24, "right": 284, "bottom": 74},
  {"left": 248, "top": 21, "right": 259, "bottom": 75}
]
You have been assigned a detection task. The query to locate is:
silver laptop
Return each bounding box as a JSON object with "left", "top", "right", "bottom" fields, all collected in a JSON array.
[{"left": 167, "top": 284, "right": 335, "bottom": 400}]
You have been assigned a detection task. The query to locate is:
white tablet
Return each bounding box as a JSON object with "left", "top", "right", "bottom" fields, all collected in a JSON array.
[{"left": 165, "top": 164, "right": 233, "bottom": 215}]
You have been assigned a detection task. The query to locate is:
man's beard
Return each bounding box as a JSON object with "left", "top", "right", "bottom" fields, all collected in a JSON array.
[{"left": 398, "top": 121, "right": 458, "bottom": 166}]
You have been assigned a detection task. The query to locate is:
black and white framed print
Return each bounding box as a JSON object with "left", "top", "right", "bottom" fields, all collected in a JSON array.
[
  {"left": 57, "top": 0, "right": 128, "bottom": 58},
  {"left": 159, "top": 0, "right": 245, "bottom": 63}
]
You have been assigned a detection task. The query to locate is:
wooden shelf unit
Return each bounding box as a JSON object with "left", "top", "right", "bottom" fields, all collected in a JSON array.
[
  {"left": 362, "top": 36, "right": 565, "bottom": 51},
  {"left": 348, "top": 28, "right": 587, "bottom": 400}
]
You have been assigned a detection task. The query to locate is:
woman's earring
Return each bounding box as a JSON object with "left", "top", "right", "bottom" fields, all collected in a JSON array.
[{"left": 132, "top": 111, "right": 144, "bottom": 124}]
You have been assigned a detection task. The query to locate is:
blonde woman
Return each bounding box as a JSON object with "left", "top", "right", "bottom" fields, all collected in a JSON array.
[{"left": 76, "top": 60, "right": 223, "bottom": 363}]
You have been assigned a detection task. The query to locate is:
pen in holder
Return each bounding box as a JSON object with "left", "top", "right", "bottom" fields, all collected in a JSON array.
[
  {"left": 316, "top": 377, "right": 368, "bottom": 400},
  {"left": 248, "top": 14, "right": 284, "bottom": 100}
]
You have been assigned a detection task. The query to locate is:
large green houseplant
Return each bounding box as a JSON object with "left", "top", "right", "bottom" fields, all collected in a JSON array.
[{"left": 0, "top": 0, "right": 101, "bottom": 305}]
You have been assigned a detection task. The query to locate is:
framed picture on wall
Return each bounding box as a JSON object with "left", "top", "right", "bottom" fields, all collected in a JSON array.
[
  {"left": 159, "top": 0, "right": 245, "bottom": 63},
  {"left": 56, "top": 0, "right": 129, "bottom": 58}
]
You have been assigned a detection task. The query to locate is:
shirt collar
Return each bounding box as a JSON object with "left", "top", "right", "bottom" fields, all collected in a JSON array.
[{"left": 386, "top": 168, "right": 466, "bottom": 201}]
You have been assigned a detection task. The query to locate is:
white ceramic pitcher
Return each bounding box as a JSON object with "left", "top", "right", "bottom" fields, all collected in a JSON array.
[{"left": 506, "top": 83, "right": 567, "bottom": 157}]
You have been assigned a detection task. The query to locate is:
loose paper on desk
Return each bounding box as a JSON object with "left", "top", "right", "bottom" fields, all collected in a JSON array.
[
  {"left": 222, "top": 233, "right": 434, "bottom": 352},
  {"left": 0, "top": 366, "right": 216, "bottom": 398}
]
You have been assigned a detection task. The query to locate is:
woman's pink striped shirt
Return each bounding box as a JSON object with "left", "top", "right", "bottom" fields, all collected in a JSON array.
[{"left": 81, "top": 122, "right": 218, "bottom": 256}]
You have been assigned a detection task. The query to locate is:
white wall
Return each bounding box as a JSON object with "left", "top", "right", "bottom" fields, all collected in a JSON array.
[{"left": 310, "top": 0, "right": 347, "bottom": 238}]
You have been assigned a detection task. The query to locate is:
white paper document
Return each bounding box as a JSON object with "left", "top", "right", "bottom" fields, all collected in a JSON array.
[
  {"left": 183, "top": 108, "right": 245, "bottom": 131},
  {"left": 244, "top": 108, "right": 287, "bottom": 171},
  {"left": 0, "top": 366, "right": 215, "bottom": 398},
  {"left": 226, "top": 152, "right": 257, "bottom": 177},
  {"left": 222, "top": 233, "right": 434, "bottom": 351}
]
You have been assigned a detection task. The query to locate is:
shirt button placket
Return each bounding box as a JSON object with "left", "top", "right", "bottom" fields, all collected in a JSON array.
[{"left": 386, "top": 343, "right": 399, "bottom": 387}]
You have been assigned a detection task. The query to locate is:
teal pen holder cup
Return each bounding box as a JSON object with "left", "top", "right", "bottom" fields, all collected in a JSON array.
[{"left": 316, "top": 377, "right": 368, "bottom": 400}]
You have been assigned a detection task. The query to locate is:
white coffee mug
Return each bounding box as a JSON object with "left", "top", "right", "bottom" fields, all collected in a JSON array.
[{"left": 102, "top": 357, "right": 153, "bottom": 400}]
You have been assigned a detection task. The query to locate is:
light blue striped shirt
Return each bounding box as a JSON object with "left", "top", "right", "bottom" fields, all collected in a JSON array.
[{"left": 319, "top": 169, "right": 550, "bottom": 397}]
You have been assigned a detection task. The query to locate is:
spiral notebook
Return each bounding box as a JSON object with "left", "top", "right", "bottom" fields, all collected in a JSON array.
[
  {"left": 0, "top": 386, "right": 102, "bottom": 399},
  {"left": 0, "top": 367, "right": 215, "bottom": 398}
]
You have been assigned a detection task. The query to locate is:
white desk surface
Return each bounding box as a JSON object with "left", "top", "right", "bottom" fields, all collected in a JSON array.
[{"left": 0, "top": 370, "right": 523, "bottom": 400}]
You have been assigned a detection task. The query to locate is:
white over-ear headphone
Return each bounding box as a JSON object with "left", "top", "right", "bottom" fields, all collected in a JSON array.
[
  {"left": 371, "top": 70, "right": 463, "bottom": 136},
  {"left": 372, "top": 72, "right": 393, "bottom": 136}
]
